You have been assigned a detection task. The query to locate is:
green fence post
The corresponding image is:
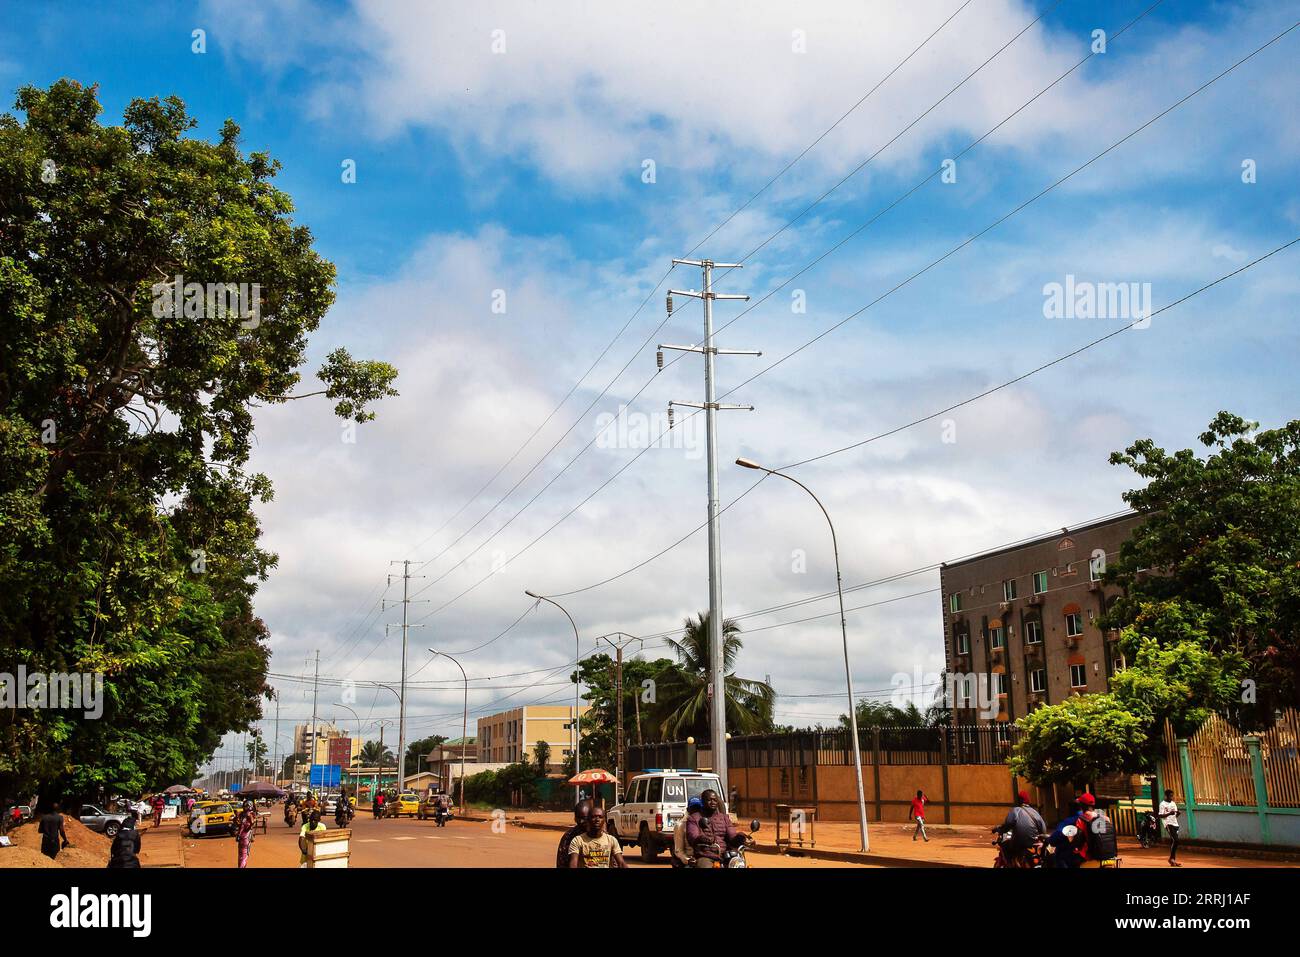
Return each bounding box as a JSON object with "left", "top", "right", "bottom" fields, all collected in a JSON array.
[
  {"left": 1244, "top": 735, "right": 1271, "bottom": 846},
  {"left": 1176, "top": 739, "right": 1197, "bottom": 839}
]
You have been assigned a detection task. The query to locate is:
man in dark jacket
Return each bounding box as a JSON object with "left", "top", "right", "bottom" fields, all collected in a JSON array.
[
  {"left": 108, "top": 811, "right": 142, "bottom": 868},
  {"left": 686, "top": 789, "right": 748, "bottom": 867},
  {"left": 38, "top": 801, "right": 69, "bottom": 860}
]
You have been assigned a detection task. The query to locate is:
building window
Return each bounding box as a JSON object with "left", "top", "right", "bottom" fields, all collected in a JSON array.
[
  {"left": 990, "top": 626, "right": 1005, "bottom": 649},
  {"left": 949, "top": 592, "right": 963, "bottom": 613},
  {"left": 1065, "top": 612, "right": 1084, "bottom": 637},
  {"left": 1025, "top": 620, "right": 1042, "bottom": 644},
  {"left": 956, "top": 631, "right": 970, "bottom": 655},
  {"left": 1033, "top": 571, "right": 1048, "bottom": 595},
  {"left": 1030, "top": 669, "right": 1047, "bottom": 693},
  {"left": 996, "top": 673, "right": 1008, "bottom": 695},
  {"left": 1002, "top": 579, "right": 1017, "bottom": 602},
  {"left": 1090, "top": 554, "right": 1105, "bottom": 581},
  {"left": 1070, "top": 664, "right": 1087, "bottom": 688},
  {"left": 1112, "top": 657, "right": 1125, "bottom": 674}
]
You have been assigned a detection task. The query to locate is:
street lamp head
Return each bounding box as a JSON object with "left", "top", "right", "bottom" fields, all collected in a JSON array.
[
  {"left": 735, "top": 457, "right": 766, "bottom": 471},
  {"left": 524, "top": 589, "right": 541, "bottom": 599}
]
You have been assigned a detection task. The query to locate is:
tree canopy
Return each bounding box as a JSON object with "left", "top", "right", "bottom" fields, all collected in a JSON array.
[{"left": 0, "top": 80, "right": 397, "bottom": 799}]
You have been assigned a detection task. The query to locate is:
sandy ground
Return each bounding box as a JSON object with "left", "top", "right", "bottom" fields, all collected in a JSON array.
[{"left": 1, "top": 815, "right": 112, "bottom": 868}]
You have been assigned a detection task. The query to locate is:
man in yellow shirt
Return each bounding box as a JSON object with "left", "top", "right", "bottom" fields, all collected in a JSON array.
[{"left": 567, "top": 807, "right": 627, "bottom": 868}]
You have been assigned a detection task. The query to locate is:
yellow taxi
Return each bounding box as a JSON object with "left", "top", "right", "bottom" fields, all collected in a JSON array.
[
  {"left": 388, "top": 792, "right": 420, "bottom": 818},
  {"left": 187, "top": 801, "right": 237, "bottom": 837}
]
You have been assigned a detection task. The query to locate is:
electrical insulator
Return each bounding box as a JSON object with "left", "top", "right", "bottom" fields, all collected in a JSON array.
[
  {"left": 667, "top": 405, "right": 675, "bottom": 429},
  {"left": 666, "top": 293, "right": 673, "bottom": 316},
  {"left": 656, "top": 350, "right": 664, "bottom": 369}
]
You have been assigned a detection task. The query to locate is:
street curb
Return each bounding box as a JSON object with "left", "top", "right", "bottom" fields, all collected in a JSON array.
[{"left": 458, "top": 814, "right": 967, "bottom": 868}]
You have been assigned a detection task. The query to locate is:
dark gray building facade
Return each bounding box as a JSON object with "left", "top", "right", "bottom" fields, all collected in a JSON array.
[{"left": 940, "top": 512, "right": 1143, "bottom": 726}]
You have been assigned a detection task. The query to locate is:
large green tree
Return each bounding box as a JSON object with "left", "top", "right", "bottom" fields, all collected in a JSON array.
[
  {"left": 0, "top": 81, "right": 397, "bottom": 800},
  {"left": 572, "top": 652, "right": 678, "bottom": 768},
  {"left": 1101, "top": 412, "right": 1299, "bottom": 728}
]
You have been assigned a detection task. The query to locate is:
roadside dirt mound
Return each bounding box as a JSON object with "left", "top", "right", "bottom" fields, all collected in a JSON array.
[{"left": 3, "top": 815, "right": 111, "bottom": 868}]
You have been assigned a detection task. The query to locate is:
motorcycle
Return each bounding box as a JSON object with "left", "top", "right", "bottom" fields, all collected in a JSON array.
[
  {"left": 335, "top": 803, "right": 355, "bottom": 828},
  {"left": 1137, "top": 811, "right": 1159, "bottom": 849},
  {"left": 715, "top": 819, "right": 762, "bottom": 869},
  {"left": 434, "top": 805, "right": 452, "bottom": 827},
  {"left": 284, "top": 804, "right": 298, "bottom": 827},
  {"left": 992, "top": 825, "right": 1045, "bottom": 868}
]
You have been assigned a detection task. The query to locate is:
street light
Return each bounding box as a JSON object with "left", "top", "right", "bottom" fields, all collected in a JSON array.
[
  {"left": 525, "top": 590, "right": 582, "bottom": 794},
  {"left": 735, "top": 456, "right": 871, "bottom": 852},
  {"left": 429, "top": 649, "right": 469, "bottom": 810}
]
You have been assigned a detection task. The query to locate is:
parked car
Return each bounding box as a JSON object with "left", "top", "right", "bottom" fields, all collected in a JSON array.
[
  {"left": 5, "top": 805, "right": 34, "bottom": 826},
  {"left": 607, "top": 769, "right": 724, "bottom": 863},
  {"left": 78, "top": 804, "right": 132, "bottom": 839}
]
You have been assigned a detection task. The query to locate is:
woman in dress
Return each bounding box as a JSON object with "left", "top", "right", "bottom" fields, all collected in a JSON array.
[{"left": 235, "top": 800, "right": 257, "bottom": 869}]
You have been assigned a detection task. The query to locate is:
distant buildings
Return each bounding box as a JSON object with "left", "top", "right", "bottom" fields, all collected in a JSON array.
[
  {"left": 941, "top": 512, "right": 1142, "bottom": 726},
  {"left": 477, "top": 704, "right": 591, "bottom": 769}
]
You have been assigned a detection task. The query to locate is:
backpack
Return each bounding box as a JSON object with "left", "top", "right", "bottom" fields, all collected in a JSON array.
[{"left": 1085, "top": 810, "right": 1118, "bottom": 859}]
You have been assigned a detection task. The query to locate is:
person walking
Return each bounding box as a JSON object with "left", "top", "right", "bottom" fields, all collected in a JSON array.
[
  {"left": 235, "top": 800, "right": 257, "bottom": 869},
  {"left": 1158, "top": 789, "right": 1182, "bottom": 867},
  {"left": 555, "top": 800, "right": 591, "bottom": 868},
  {"left": 107, "top": 811, "right": 141, "bottom": 868},
  {"left": 151, "top": 793, "right": 165, "bottom": 829},
  {"left": 38, "top": 801, "right": 69, "bottom": 861},
  {"left": 910, "top": 789, "right": 930, "bottom": 842},
  {"left": 567, "top": 806, "right": 626, "bottom": 868}
]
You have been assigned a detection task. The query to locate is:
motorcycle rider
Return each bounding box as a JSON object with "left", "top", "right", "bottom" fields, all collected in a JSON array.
[
  {"left": 672, "top": 797, "right": 704, "bottom": 868},
  {"left": 334, "top": 793, "right": 354, "bottom": 827},
  {"left": 1079, "top": 794, "right": 1120, "bottom": 868},
  {"left": 995, "top": 790, "right": 1046, "bottom": 867},
  {"left": 433, "top": 790, "right": 451, "bottom": 825},
  {"left": 1045, "top": 796, "right": 1088, "bottom": 868},
  {"left": 686, "top": 789, "right": 751, "bottom": 868}
]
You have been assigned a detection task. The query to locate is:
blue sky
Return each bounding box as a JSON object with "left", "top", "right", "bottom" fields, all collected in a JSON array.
[{"left": 4, "top": 1, "right": 1298, "bottom": 762}]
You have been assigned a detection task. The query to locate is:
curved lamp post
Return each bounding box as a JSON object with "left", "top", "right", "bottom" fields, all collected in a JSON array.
[
  {"left": 525, "top": 590, "right": 582, "bottom": 793},
  {"left": 736, "top": 456, "right": 870, "bottom": 852},
  {"left": 428, "top": 648, "right": 469, "bottom": 809}
]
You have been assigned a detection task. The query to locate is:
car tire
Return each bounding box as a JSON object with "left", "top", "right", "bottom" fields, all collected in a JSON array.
[
  {"left": 639, "top": 824, "right": 659, "bottom": 863},
  {"left": 104, "top": 822, "right": 120, "bottom": 838}
]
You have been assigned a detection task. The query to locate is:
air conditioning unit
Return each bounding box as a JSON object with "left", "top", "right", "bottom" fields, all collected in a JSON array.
[
  {"left": 1087, "top": 580, "right": 1101, "bottom": 592},
  {"left": 1028, "top": 594, "right": 1044, "bottom": 606},
  {"left": 999, "top": 601, "right": 1010, "bottom": 612}
]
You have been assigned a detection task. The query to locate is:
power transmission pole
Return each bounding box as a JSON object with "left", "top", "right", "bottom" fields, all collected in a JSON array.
[
  {"left": 661, "top": 258, "right": 759, "bottom": 794},
  {"left": 385, "top": 561, "right": 427, "bottom": 794},
  {"left": 309, "top": 650, "right": 320, "bottom": 789},
  {"left": 597, "top": 632, "right": 642, "bottom": 803}
]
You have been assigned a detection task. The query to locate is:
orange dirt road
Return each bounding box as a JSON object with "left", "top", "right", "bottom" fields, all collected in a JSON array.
[{"left": 179, "top": 812, "right": 875, "bottom": 868}]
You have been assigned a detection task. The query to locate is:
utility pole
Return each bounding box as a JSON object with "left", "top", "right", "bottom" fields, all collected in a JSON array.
[
  {"left": 386, "top": 560, "right": 427, "bottom": 795},
  {"left": 661, "top": 258, "right": 759, "bottom": 794},
  {"left": 272, "top": 692, "right": 280, "bottom": 786},
  {"left": 309, "top": 650, "right": 320, "bottom": 789},
  {"left": 597, "top": 632, "right": 642, "bottom": 804}
]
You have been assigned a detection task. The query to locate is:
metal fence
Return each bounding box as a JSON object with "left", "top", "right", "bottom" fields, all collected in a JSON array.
[{"left": 627, "top": 724, "right": 1020, "bottom": 772}]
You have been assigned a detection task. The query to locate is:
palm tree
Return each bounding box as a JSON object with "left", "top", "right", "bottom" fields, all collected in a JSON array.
[
  {"left": 359, "top": 740, "right": 393, "bottom": 767},
  {"left": 651, "top": 612, "right": 775, "bottom": 739}
]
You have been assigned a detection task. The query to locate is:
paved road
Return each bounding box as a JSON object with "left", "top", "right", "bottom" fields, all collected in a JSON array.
[{"left": 181, "top": 812, "right": 874, "bottom": 868}]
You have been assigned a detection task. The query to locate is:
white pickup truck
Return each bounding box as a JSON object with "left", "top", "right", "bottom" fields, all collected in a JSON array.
[{"left": 607, "top": 769, "right": 724, "bottom": 863}]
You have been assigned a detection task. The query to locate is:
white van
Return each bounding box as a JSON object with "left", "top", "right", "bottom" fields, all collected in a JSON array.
[{"left": 608, "top": 769, "right": 724, "bottom": 863}]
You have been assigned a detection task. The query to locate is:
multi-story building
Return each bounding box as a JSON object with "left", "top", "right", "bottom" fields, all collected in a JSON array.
[
  {"left": 940, "top": 512, "right": 1143, "bottom": 725},
  {"left": 477, "top": 705, "right": 591, "bottom": 769}
]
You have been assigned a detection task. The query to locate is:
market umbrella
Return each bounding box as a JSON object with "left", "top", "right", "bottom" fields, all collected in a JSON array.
[
  {"left": 163, "top": 784, "right": 193, "bottom": 795},
  {"left": 238, "top": 782, "right": 287, "bottom": 799},
  {"left": 568, "top": 769, "right": 618, "bottom": 785}
]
